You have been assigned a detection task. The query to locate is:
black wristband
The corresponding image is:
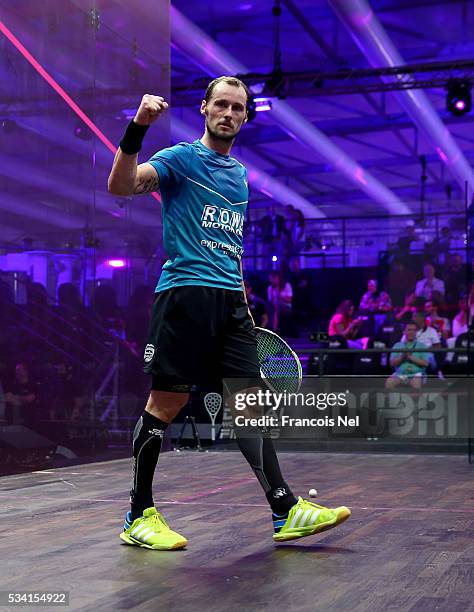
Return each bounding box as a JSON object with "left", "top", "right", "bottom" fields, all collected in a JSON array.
[{"left": 119, "top": 120, "right": 150, "bottom": 155}]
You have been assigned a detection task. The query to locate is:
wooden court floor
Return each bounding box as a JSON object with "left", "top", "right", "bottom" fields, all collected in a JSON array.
[{"left": 2, "top": 450, "right": 474, "bottom": 612}]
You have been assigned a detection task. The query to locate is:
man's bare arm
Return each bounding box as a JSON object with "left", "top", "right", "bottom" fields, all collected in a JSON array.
[
  {"left": 107, "top": 94, "right": 168, "bottom": 196},
  {"left": 108, "top": 153, "right": 159, "bottom": 196},
  {"left": 134, "top": 163, "right": 160, "bottom": 194}
]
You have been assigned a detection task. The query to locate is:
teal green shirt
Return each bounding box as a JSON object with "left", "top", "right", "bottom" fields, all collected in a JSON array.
[
  {"left": 391, "top": 340, "right": 429, "bottom": 376},
  {"left": 147, "top": 140, "right": 248, "bottom": 292}
]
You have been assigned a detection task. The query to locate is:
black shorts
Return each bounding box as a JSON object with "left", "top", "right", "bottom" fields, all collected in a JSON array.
[{"left": 143, "top": 286, "right": 261, "bottom": 392}]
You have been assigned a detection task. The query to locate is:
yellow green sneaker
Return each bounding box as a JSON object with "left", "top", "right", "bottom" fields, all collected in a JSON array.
[
  {"left": 272, "top": 497, "right": 351, "bottom": 542},
  {"left": 120, "top": 507, "right": 188, "bottom": 550}
]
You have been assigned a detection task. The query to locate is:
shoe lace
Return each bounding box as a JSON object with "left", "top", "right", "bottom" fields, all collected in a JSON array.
[
  {"left": 146, "top": 512, "right": 169, "bottom": 533},
  {"left": 299, "top": 498, "right": 328, "bottom": 511}
]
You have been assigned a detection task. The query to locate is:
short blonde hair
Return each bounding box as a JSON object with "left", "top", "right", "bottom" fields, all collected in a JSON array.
[{"left": 204, "top": 76, "right": 250, "bottom": 106}]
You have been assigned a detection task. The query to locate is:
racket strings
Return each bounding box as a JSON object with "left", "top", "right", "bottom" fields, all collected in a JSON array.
[
  {"left": 206, "top": 406, "right": 221, "bottom": 418},
  {"left": 256, "top": 336, "right": 299, "bottom": 378},
  {"left": 255, "top": 332, "right": 301, "bottom": 396},
  {"left": 204, "top": 393, "right": 222, "bottom": 418}
]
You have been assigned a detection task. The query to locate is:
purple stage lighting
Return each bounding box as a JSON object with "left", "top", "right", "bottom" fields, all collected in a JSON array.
[
  {"left": 254, "top": 97, "right": 273, "bottom": 112},
  {"left": 446, "top": 78, "right": 471, "bottom": 116},
  {"left": 107, "top": 259, "right": 126, "bottom": 268},
  {"left": 0, "top": 19, "right": 162, "bottom": 204}
]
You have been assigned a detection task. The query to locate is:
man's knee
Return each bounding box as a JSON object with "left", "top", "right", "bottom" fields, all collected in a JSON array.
[
  {"left": 385, "top": 375, "right": 399, "bottom": 389},
  {"left": 145, "top": 390, "right": 189, "bottom": 423}
]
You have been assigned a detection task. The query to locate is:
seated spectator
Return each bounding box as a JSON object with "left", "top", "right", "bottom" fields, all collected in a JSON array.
[
  {"left": 328, "top": 300, "right": 366, "bottom": 349},
  {"left": 378, "top": 291, "right": 392, "bottom": 312},
  {"left": 437, "top": 226, "right": 452, "bottom": 253},
  {"left": 46, "top": 361, "right": 81, "bottom": 422},
  {"left": 415, "top": 263, "right": 445, "bottom": 300},
  {"left": 26, "top": 282, "right": 48, "bottom": 314},
  {"left": 424, "top": 292, "right": 451, "bottom": 340},
  {"left": 443, "top": 253, "right": 468, "bottom": 305},
  {"left": 451, "top": 293, "right": 470, "bottom": 338},
  {"left": 125, "top": 285, "right": 154, "bottom": 353},
  {"left": 394, "top": 291, "right": 415, "bottom": 323},
  {"left": 385, "top": 259, "right": 417, "bottom": 307},
  {"left": 93, "top": 283, "right": 125, "bottom": 338},
  {"left": 404, "top": 311, "right": 442, "bottom": 372},
  {"left": 410, "top": 311, "right": 441, "bottom": 348},
  {"left": 56, "top": 282, "right": 86, "bottom": 336},
  {"left": 267, "top": 271, "right": 293, "bottom": 335},
  {"left": 467, "top": 284, "right": 474, "bottom": 318},
  {"left": 386, "top": 321, "right": 429, "bottom": 389},
  {"left": 284, "top": 205, "right": 297, "bottom": 246},
  {"left": 394, "top": 224, "right": 418, "bottom": 255},
  {"left": 447, "top": 283, "right": 474, "bottom": 364},
  {"left": 25, "top": 282, "right": 52, "bottom": 345},
  {"left": 57, "top": 282, "right": 82, "bottom": 312},
  {"left": 394, "top": 291, "right": 425, "bottom": 324},
  {"left": 426, "top": 226, "right": 452, "bottom": 263},
  {"left": 288, "top": 257, "right": 312, "bottom": 322},
  {"left": 260, "top": 206, "right": 292, "bottom": 267},
  {"left": 359, "top": 279, "right": 392, "bottom": 312},
  {"left": 244, "top": 280, "right": 269, "bottom": 328},
  {"left": 446, "top": 293, "right": 471, "bottom": 358},
  {"left": 291, "top": 209, "right": 306, "bottom": 255},
  {"left": 261, "top": 207, "right": 288, "bottom": 242},
  {"left": 4, "top": 362, "right": 40, "bottom": 426}
]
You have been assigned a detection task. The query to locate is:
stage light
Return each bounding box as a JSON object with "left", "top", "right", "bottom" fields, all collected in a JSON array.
[
  {"left": 254, "top": 97, "right": 273, "bottom": 112},
  {"left": 446, "top": 79, "right": 471, "bottom": 116},
  {"left": 272, "top": 255, "right": 278, "bottom": 262},
  {"left": 247, "top": 96, "right": 273, "bottom": 121},
  {"left": 107, "top": 259, "right": 126, "bottom": 268},
  {"left": 247, "top": 96, "right": 257, "bottom": 122}
]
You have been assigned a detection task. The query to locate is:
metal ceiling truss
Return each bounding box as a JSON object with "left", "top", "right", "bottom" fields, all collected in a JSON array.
[
  {"left": 170, "top": 5, "right": 411, "bottom": 215},
  {"left": 170, "top": 59, "right": 474, "bottom": 103}
]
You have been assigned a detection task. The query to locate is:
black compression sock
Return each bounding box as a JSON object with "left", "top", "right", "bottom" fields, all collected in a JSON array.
[
  {"left": 236, "top": 435, "right": 298, "bottom": 515},
  {"left": 129, "top": 411, "right": 169, "bottom": 520}
]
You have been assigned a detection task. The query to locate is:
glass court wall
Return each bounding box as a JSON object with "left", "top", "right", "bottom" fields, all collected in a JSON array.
[{"left": 0, "top": 0, "right": 170, "bottom": 474}]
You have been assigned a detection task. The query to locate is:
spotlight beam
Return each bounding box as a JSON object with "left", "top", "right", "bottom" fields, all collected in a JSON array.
[
  {"left": 328, "top": 0, "right": 474, "bottom": 195},
  {"left": 0, "top": 18, "right": 161, "bottom": 204}
]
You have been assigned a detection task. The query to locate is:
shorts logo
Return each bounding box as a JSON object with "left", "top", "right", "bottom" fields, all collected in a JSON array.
[
  {"left": 148, "top": 428, "right": 164, "bottom": 438},
  {"left": 144, "top": 344, "right": 155, "bottom": 363},
  {"left": 171, "top": 384, "right": 191, "bottom": 392}
]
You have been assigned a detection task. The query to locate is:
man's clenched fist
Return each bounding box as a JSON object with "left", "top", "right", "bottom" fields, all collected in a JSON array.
[{"left": 134, "top": 94, "right": 169, "bottom": 126}]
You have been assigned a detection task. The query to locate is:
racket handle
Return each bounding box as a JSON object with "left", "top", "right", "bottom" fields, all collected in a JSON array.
[{"left": 211, "top": 424, "right": 215, "bottom": 442}]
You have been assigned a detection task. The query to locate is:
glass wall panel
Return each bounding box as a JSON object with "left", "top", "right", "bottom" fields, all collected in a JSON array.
[{"left": 0, "top": 0, "right": 170, "bottom": 474}]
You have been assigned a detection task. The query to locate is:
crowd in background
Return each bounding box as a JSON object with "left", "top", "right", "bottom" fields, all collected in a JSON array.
[
  {"left": 0, "top": 281, "right": 152, "bottom": 431},
  {"left": 1, "top": 217, "right": 473, "bottom": 430}
]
